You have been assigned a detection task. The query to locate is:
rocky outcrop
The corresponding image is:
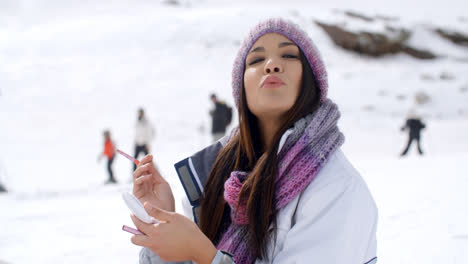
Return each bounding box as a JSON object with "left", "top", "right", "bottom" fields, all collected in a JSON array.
[
  {"left": 315, "top": 21, "right": 436, "bottom": 59},
  {"left": 420, "top": 72, "right": 456, "bottom": 81},
  {"left": 400, "top": 46, "right": 437, "bottom": 60},
  {"left": 344, "top": 11, "right": 374, "bottom": 22},
  {"left": 163, "top": 0, "right": 180, "bottom": 6},
  {"left": 435, "top": 28, "right": 468, "bottom": 47},
  {"left": 414, "top": 91, "right": 431, "bottom": 105},
  {"left": 342, "top": 9, "right": 399, "bottom": 22}
]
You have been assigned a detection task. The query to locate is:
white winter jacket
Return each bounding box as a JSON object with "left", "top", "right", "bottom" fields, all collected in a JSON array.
[
  {"left": 135, "top": 118, "right": 154, "bottom": 146},
  {"left": 140, "top": 135, "right": 378, "bottom": 264},
  {"left": 256, "top": 148, "right": 378, "bottom": 263}
]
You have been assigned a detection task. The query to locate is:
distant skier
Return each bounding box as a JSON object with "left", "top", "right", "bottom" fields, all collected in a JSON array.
[
  {"left": 0, "top": 160, "right": 6, "bottom": 193},
  {"left": 98, "top": 130, "right": 117, "bottom": 183},
  {"left": 209, "top": 93, "right": 232, "bottom": 142},
  {"left": 400, "top": 111, "right": 426, "bottom": 156},
  {"left": 134, "top": 108, "right": 154, "bottom": 171}
]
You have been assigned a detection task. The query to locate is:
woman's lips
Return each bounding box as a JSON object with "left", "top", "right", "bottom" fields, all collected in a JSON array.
[{"left": 261, "top": 75, "right": 285, "bottom": 89}]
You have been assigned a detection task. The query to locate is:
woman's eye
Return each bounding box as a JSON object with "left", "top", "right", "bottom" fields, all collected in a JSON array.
[
  {"left": 283, "top": 54, "right": 299, "bottom": 59},
  {"left": 248, "top": 58, "right": 264, "bottom": 65}
]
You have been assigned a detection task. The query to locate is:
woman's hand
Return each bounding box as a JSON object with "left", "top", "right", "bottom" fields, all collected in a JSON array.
[
  {"left": 130, "top": 203, "right": 218, "bottom": 264},
  {"left": 132, "top": 155, "right": 175, "bottom": 212}
]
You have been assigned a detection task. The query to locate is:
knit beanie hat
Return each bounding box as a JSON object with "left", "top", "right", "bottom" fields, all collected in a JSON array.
[{"left": 231, "top": 18, "right": 328, "bottom": 109}]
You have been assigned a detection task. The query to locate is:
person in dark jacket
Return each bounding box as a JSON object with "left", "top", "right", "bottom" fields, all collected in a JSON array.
[
  {"left": 209, "top": 94, "right": 231, "bottom": 142},
  {"left": 400, "top": 113, "right": 426, "bottom": 156}
]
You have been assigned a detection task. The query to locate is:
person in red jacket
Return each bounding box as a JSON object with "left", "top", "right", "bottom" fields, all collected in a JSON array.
[{"left": 98, "top": 130, "right": 117, "bottom": 184}]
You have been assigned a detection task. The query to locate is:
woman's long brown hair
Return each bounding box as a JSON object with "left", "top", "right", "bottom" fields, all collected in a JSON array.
[{"left": 200, "top": 49, "right": 321, "bottom": 260}]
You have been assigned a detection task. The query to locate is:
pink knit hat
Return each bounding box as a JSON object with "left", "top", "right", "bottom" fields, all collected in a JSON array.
[{"left": 231, "top": 18, "right": 328, "bottom": 109}]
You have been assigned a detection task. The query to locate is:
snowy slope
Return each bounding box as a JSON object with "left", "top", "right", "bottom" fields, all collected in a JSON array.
[{"left": 0, "top": 0, "right": 467, "bottom": 263}]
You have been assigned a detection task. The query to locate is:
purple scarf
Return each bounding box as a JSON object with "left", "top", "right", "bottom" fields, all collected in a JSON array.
[{"left": 216, "top": 99, "right": 345, "bottom": 263}]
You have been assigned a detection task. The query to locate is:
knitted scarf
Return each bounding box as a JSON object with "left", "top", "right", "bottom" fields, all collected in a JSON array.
[{"left": 216, "top": 99, "right": 345, "bottom": 264}]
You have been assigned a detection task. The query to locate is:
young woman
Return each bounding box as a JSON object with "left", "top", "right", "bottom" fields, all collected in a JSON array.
[{"left": 129, "top": 18, "right": 378, "bottom": 264}]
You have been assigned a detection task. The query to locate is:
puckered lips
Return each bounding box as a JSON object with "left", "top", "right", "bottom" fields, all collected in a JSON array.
[{"left": 261, "top": 75, "right": 285, "bottom": 89}]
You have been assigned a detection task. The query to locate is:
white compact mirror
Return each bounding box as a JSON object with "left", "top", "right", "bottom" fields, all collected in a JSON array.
[{"left": 122, "top": 192, "right": 158, "bottom": 224}]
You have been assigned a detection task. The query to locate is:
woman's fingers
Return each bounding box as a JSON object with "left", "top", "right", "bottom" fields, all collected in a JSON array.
[
  {"left": 133, "top": 154, "right": 167, "bottom": 182},
  {"left": 130, "top": 214, "right": 156, "bottom": 235},
  {"left": 133, "top": 162, "right": 154, "bottom": 181},
  {"left": 133, "top": 174, "right": 152, "bottom": 197},
  {"left": 152, "top": 166, "right": 166, "bottom": 184},
  {"left": 131, "top": 234, "right": 152, "bottom": 247},
  {"left": 132, "top": 154, "right": 152, "bottom": 178},
  {"left": 135, "top": 174, "right": 152, "bottom": 185},
  {"left": 139, "top": 154, "right": 153, "bottom": 166},
  {"left": 144, "top": 202, "right": 173, "bottom": 222}
]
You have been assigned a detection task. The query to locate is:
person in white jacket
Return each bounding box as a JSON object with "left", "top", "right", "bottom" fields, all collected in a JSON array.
[
  {"left": 128, "top": 18, "right": 378, "bottom": 264},
  {"left": 134, "top": 108, "right": 154, "bottom": 171}
]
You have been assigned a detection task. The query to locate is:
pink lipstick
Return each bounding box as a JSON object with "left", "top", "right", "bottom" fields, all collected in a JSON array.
[{"left": 117, "top": 149, "right": 140, "bottom": 166}]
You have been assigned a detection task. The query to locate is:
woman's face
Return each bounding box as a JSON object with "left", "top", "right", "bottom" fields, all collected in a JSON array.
[{"left": 244, "top": 33, "right": 302, "bottom": 119}]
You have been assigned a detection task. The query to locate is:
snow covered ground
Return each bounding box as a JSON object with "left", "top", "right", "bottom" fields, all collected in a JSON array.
[{"left": 0, "top": 0, "right": 467, "bottom": 263}]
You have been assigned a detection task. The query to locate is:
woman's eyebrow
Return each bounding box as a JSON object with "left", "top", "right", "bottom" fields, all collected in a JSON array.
[
  {"left": 249, "top": 46, "right": 264, "bottom": 53},
  {"left": 249, "top": 42, "right": 296, "bottom": 53},
  {"left": 279, "top": 42, "right": 296, "bottom": 48}
]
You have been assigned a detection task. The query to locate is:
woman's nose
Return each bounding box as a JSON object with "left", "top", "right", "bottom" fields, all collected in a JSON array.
[{"left": 264, "top": 58, "right": 283, "bottom": 74}]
